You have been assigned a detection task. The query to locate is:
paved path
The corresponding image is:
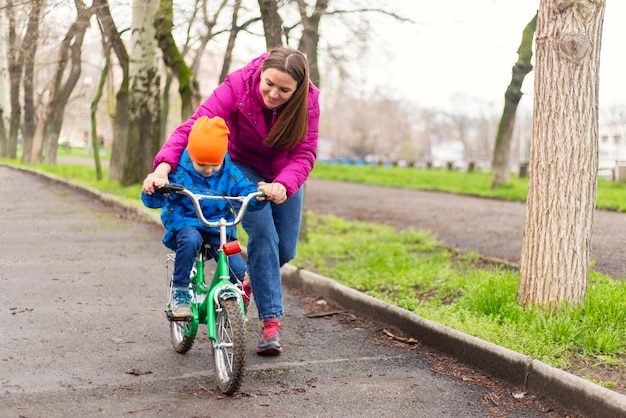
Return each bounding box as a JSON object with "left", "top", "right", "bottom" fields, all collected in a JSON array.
[{"left": 0, "top": 165, "right": 570, "bottom": 417}]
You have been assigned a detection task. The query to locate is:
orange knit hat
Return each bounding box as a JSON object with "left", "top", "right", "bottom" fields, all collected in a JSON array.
[{"left": 187, "top": 116, "right": 230, "bottom": 164}]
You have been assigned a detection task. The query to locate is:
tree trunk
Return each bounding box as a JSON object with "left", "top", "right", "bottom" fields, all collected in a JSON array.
[
  {"left": 491, "top": 13, "right": 536, "bottom": 188},
  {"left": 218, "top": 4, "right": 261, "bottom": 84},
  {"left": 109, "top": 76, "right": 130, "bottom": 181},
  {"left": 258, "top": 0, "right": 282, "bottom": 49},
  {"left": 93, "top": 0, "right": 129, "bottom": 181},
  {"left": 6, "top": 0, "right": 22, "bottom": 159},
  {"left": 297, "top": 0, "right": 328, "bottom": 89},
  {"left": 121, "top": 0, "right": 161, "bottom": 186},
  {"left": 90, "top": 28, "right": 111, "bottom": 181},
  {"left": 155, "top": 0, "right": 196, "bottom": 120},
  {"left": 0, "top": 0, "right": 10, "bottom": 157},
  {"left": 161, "top": 73, "right": 173, "bottom": 145},
  {"left": 20, "top": 0, "right": 44, "bottom": 164},
  {"left": 218, "top": 0, "right": 246, "bottom": 84},
  {"left": 0, "top": 109, "right": 6, "bottom": 157},
  {"left": 292, "top": 0, "right": 329, "bottom": 242},
  {"left": 519, "top": 0, "right": 605, "bottom": 307}
]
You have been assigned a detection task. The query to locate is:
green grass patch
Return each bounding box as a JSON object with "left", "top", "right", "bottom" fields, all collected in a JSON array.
[{"left": 294, "top": 213, "right": 626, "bottom": 371}]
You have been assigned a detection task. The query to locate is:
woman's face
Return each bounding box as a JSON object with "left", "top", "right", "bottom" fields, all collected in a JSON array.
[{"left": 259, "top": 68, "right": 297, "bottom": 109}]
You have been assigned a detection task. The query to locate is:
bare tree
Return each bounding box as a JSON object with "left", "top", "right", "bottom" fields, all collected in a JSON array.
[
  {"left": 20, "top": 0, "right": 44, "bottom": 164},
  {"left": 491, "top": 12, "right": 536, "bottom": 188},
  {"left": 189, "top": 0, "right": 225, "bottom": 92},
  {"left": 218, "top": 0, "right": 261, "bottom": 83},
  {"left": 0, "top": 0, "right": 9, "bottom": 157},
  {"left": 4, "top": 0, "right": 22, "bottom": 159},
  {"left": 446, "top": 96, "right": 477, "bottom": 166},
  {"left": 31, "top": 0, "right": 94, "bottom": 165},
  {"left": 258, "top": 0, "right": 282, "bottom": 49},
  {"left": 93, "top": 0, "right": 129, "bottom": 181},
  {"left": 519, "top": 0, "right": 605, "bottom": 307},
  {"left": 89, "top": 18, "right": 110, "bottom": 181},
  {"left": 296, "top": 0, "right": 328, "bottom": 88},
  {"left": 155, "top": 0, "right": 199, "bottom": 120}
]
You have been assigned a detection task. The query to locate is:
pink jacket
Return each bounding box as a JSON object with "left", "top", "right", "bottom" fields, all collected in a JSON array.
[{"left": 154, "top": 52, "right": 321, "bottom": 198}]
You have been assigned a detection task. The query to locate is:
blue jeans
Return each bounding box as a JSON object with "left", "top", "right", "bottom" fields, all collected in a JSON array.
[
  {"left": 234, "top": 162, "right": 303, "bottom": 321},
  {"left": 170, "top": 226, "right": 247, "bottom": 288}
]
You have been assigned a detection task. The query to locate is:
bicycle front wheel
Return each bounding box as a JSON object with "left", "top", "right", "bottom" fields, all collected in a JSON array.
[{"left": 213, "top": 298, "right": 246, "bottom": 395}]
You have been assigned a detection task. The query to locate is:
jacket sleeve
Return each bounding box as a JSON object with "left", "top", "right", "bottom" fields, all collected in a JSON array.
[
  {"left": 141, "top": 192, "right": 165, "bottom": 209},
  {"left": 273, "top": 82, "right": 321, "bottom": 198}
]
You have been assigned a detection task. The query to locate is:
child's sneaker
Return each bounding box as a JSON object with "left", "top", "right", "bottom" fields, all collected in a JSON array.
[
  {"left": 255, "top": 318, "right": 282, "bottom": 355},
  {"left": 170, "top": 287, "right": 192, "bottom": 318}
]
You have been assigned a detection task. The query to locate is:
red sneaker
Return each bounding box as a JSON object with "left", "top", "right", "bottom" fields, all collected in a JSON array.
[
  {"left": 242, "top": 282, "right": 252, "bottom": 312},
  {"left": 256, "top": 318, "right": 283, "bottom": 355}
]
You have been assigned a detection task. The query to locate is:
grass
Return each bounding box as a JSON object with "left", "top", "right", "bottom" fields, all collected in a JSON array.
[
  {"left": 294, "top": 212, "right": 626, "bottom": 373},
  {"left": 2, "top": 156, "right": 625, "bottom": 390}
]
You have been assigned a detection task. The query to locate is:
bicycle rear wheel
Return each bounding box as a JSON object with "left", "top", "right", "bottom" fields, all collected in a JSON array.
[
  {"left": 170, "top": 320, "right": 194, "bottom": 353},
  {"left": 213, "top": 298, "right": 246, "bottom": 395}
]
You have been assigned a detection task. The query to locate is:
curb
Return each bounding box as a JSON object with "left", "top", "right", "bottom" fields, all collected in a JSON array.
[{"left": 5, "top": 162, "right": 626, "bottom": 418}]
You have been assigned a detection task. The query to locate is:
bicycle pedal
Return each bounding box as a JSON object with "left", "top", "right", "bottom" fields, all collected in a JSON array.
[{"left": 165, "top": 310, "right": 189, "bottom": 322}]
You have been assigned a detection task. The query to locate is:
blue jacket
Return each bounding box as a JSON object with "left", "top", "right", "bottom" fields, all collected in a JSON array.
[{"left": 142, "top": 149, "right": 265, "bottom": 250}]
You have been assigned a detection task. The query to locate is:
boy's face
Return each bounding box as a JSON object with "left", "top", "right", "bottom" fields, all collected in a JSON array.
[{"left": 192, "top": 161, "right": 222, "bottom": 177}]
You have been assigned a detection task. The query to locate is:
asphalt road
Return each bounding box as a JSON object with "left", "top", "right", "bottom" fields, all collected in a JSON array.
[
  {"left": 303, "top": 179, "right": 626, "bottom": 281},
  {"left": 0, "top": 165, "right": 573, "bottom": 418}
]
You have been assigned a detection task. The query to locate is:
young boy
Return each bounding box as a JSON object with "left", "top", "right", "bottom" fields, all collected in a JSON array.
[{"left": 141, "top": 116, "right": 268, "bottom": 318}]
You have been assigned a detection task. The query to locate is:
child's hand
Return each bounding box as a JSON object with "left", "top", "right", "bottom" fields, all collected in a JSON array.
[
  {"left": 142, "top": 172, "right": 169, "bottom": 194},
  {"left": 257, "top": 181, "right": 287, "bottom": 204},
  {"left": 142, "top": 163, "right": 172, "bottom": 194}
]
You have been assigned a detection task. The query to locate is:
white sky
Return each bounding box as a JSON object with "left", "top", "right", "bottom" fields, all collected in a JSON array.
[{"left": 363, "top": 0, "right": 625, "bottom": 110}]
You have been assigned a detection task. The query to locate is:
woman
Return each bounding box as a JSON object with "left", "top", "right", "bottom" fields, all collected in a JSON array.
[{"left": 142, "top": 46, "right": 320, "bottom": 356}]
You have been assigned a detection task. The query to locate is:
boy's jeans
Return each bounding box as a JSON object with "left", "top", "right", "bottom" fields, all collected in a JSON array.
[
  {"left": 234, "top": 162, "right": 303, "bottom": 321},
  {"left": 171, "top": 226, "right": 247, "bottom": 288}
]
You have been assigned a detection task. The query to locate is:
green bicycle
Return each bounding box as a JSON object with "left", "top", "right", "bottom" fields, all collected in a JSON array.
[{"left": 157, "top": 184, "right": 263, "bottom": 395}]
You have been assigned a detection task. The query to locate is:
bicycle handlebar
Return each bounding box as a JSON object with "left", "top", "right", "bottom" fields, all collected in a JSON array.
[{"left": 155, "top": 184, "right": 264, "bottom": 229}]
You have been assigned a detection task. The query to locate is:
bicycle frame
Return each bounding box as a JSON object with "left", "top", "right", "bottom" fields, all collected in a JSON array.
[{"left": 189, "top": 242, "right": 243, "bottom": 341}]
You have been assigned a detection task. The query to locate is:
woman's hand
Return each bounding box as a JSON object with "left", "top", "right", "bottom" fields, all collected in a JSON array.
[
  {"left": 142, "top": 163, "right": 172, "bottom": 194},
  {"left": 257, "top": 181, "right": 287, "bottom": 204}
]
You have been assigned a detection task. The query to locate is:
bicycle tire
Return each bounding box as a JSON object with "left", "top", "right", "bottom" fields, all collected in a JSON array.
[
  {"left": 213, "top": 298, "right": 247, "bottom": 395},
  {"left": 170, "top": 319, "right": 195, "bottom": 353}
]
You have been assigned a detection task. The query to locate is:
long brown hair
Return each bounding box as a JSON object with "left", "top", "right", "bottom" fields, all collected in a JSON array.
[{"left": 262, "top": 46, "right": 310, "bottom": 149}]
